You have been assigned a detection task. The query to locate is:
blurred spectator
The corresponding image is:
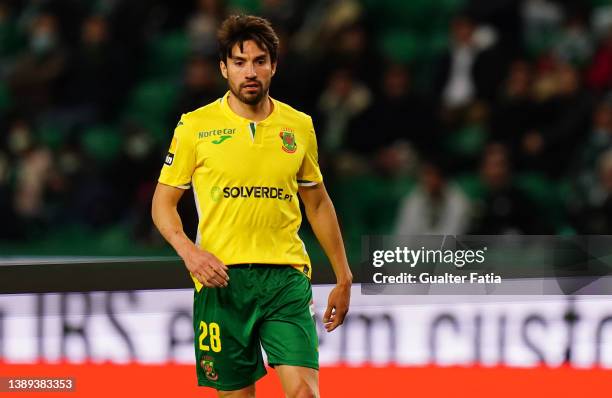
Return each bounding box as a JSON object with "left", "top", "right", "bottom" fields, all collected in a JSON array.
[
  {"left": 570, "top": 98, "right": 612, "bottom": 218},
  {"left": 490, "top": 60, "right": 536, "bottom": 154},
  {"left": 587, "top": 28, "right": 612, "bottom": 92},
  {"left": 316, "top": 68, "right": 371, "bottom": 155},
  {"left": 553, "top": 14, "right": 593, "bottom": 66},
  {"left": 465, "top": 0, "right": 522, "bottom": 56},
  {"left": 260, "top": 0, "right": 306, "bottom": 35},
  {"left": 445, "top": 100, "right": 490, "bottom": 171},
  {"left": 592, "top": 2, "right": 612, "bottom": 39},
  {"left": 395, "top": 158, "right": 470, "bottom": 235},
  {"left": 470, "top": 143, "right": 545, "bottom": 234},
  {"left": 58, "top": 15, "right": 128, "bottom": 123},
  {"left": 434, "top": 14, "right": 506, "bottom": 113},
  {"left": 0, "top": 0, "right": 24, "bottom": 61},
  {"left": 270, "top": 28, "right": 313, "bottom": 108},
  {"left": 572, "top": 149, "right": 612, "bottom": 234},
  {"left": 292, "top": 0, "right": 362, "bottom": 60},
  {"left": 187, "top": 0, "right": 225, "bottom": 56},
  {"left": 350, "top": 63, "right": 436, "bottom": 156},
  {"left": 321, "top": 21, "right": 381, "bottom": 89},
  {"left": 522, "top": 61, "right": 592, "bottom": 177},
  {"left": 521, "top": 0, "right": 563, "bottom": 55},
  {"left": 7, "top": 13, "right": 67, "bottom": 114},
  {"left": 575, "top": 97, "right": 612, "bottom": 181},
  {"left": 0, "top": 149, "right": 18, "bottom": 239},
  {"left": 6, "top": 118, "right": 34, "bottom": 157},
  {"left": 174, "top": 55, "right": 224, "bottom": 116}
]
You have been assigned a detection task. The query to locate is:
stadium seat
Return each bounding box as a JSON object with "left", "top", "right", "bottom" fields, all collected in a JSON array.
[
  {"left": 36, "top": 121, "right": 68, "bottom": 151},
  {"left": 145, "top": 30, "right": 190, "bottom": 79},
  {"left": 444, "top": 126, "right": 487, "bottom": 160},
  {"left": 123, "top": 79, "right": 179, "bottom": 141},
  {"left": 379, "top": 30, "right": 426, "bottom": 63},
  {"left": 454, "top": 173, "right": 485, "bottom": 200},
  {"left": 0, "top": 80, "right": 11, "bottom": 111},
  {"left": 515, "top": 173, "right": 568, "bottom": 231},
  {"left": 81, "top": 125, "right": 122, "bottom": 163}
]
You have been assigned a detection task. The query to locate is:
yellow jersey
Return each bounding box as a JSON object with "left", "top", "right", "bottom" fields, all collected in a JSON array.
[{"left": 158, "top": 92, "right": 323, "bottom": 290}]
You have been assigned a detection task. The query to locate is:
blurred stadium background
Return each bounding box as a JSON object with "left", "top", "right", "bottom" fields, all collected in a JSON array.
[{"left": 2, "top": 0, "right": 612, "bottom": 396}]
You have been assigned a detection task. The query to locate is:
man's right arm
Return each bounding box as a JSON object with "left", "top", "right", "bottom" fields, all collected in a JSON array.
[{"left": 151, "top": 183, "right": 229, "bottom": 287}]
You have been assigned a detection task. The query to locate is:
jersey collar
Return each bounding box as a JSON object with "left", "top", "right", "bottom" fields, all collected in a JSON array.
[{"left": 220, "top": 91, "right": 280, "bottom": 126}]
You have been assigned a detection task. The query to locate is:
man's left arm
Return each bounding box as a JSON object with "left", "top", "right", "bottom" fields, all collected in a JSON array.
[{"left": 299, "top": 183, "right": 352, "bottom": 332}]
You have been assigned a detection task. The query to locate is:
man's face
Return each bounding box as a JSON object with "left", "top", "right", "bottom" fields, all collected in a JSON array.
[{"left": 220, "top": 40, "right": 276, "bottom": 105}]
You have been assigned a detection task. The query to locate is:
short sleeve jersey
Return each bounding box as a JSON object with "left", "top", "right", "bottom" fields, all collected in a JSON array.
[{"left": 158, "top": 92, "right": 323, "bottom": 290}]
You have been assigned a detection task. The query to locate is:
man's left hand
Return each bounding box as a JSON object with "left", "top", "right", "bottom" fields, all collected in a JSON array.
[{"left": 323, "top": 283, "right": 351, "bottom": 332}]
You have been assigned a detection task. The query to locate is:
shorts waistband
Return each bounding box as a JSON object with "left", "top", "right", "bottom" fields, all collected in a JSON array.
[{"left": 229, "top": 263, "right": 279, "bottom": 269}]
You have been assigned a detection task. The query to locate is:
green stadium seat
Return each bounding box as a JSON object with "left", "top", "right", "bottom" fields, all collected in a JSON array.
[
  {"left": 123, "top": 79, "right": 179, "bottom": 140},
  {"left": 146, "top": 30, "right": 190, "bottom": 79},
  {"left": 0, "top": 80, "right": 11, "bottom": 111},
  {"left": 36, "top": 122, "right": 68, "bottom": 151},
  {"left": 81, "top": 125, "right": 122, "bottom": 163},
  {"left": 515, "top": 173, "right": 568, "bottom": 231},
  {"left": 444, "top": 126, "right": 487, "bottom": 159},
  {"left": 0, "top": 18, "right": 23, "bottom": 57},
  {"left": 454, "top": 173, "right": 485, "bottom": 200},
  {"left": 379, "top": 30, "right": 426, "bottom": 63},
  {"left": 227, "top": 0, "right": 261, "bottom": 14}
]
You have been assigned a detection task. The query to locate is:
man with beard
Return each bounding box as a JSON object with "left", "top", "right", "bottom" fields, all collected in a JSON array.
[{"left": 151, "top": 15, "right": 352, "bottom": 398}]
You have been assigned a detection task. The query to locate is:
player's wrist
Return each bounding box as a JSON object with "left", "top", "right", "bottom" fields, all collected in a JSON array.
[
  {"left": 175, "top": 239, "right": 198, "bottom": 260},
  {"left": 336, "top": 274, "right": 353, "bottom": 287}
]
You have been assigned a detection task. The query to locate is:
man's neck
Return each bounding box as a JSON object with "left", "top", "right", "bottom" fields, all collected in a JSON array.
[{"left": 227, "top": 93, "right": 273, "bottom": 122}]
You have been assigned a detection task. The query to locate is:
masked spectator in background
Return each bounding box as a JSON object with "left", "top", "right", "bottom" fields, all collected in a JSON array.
[
  {"left": 470, "top": 143, "right": 545, "bottom": 234},
  {"left": 7, "top": 13, "right": 66, "bottom": 114},
  {"left": 7, "top": 117, "right": 64, "bottom": 237},
  {"left": 395, "top": 157, "right": 470, "bottom": 236}
]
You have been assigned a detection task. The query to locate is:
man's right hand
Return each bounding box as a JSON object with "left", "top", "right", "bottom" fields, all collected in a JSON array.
[{"left": 181, "top": 246, "right": 229, "bottom": 288}]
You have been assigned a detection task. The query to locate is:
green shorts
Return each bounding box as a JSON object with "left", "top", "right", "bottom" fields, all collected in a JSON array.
[{"left": 193, "top": 264, "right": 319, "bottom": 391}]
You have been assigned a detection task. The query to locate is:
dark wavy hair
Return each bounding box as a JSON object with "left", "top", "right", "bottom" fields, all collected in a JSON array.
[{"left": 217, "top": 15, "right": 279, "bottom": 64}]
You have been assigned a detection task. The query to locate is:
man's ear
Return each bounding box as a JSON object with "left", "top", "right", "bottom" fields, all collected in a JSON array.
[
  {"left": 271, "top": 61, "right": 277, "bottom": 76},
  {"left": 220, "top": 60, "right": 228, "bottom": 79}
]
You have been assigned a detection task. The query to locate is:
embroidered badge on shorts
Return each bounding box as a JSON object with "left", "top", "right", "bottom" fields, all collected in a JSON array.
[{"left": 201, "top": 356, "right": 219, "bottom": 381}]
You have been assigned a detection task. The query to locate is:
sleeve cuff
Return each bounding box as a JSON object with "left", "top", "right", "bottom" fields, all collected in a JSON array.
[
  {"left": 297, "top": 180, "right": 319, "bottom": 187},
  {"left": 158, "top": 180, "right": 191, "bottom": 190}
]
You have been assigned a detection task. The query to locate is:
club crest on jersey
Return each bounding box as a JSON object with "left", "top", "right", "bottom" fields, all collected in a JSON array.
[
  {"left": 279, "top": 129, "right": 297, "bottom": 153},
  {"left": 201, "top": 356, "right": 219, "bottom": 381}
]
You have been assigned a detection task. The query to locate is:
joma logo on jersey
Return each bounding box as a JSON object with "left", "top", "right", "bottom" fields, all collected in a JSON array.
[
  {"left": 279, "top": 129, "right": 297, "bottom": 153},
  {"left": 199, "top": 128, "right": 235, "bottom": 140}
]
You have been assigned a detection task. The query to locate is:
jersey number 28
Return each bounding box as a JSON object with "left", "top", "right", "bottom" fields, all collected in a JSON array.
[{"left": 199, "top": 321, "right": 222, "bottom": 352}]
